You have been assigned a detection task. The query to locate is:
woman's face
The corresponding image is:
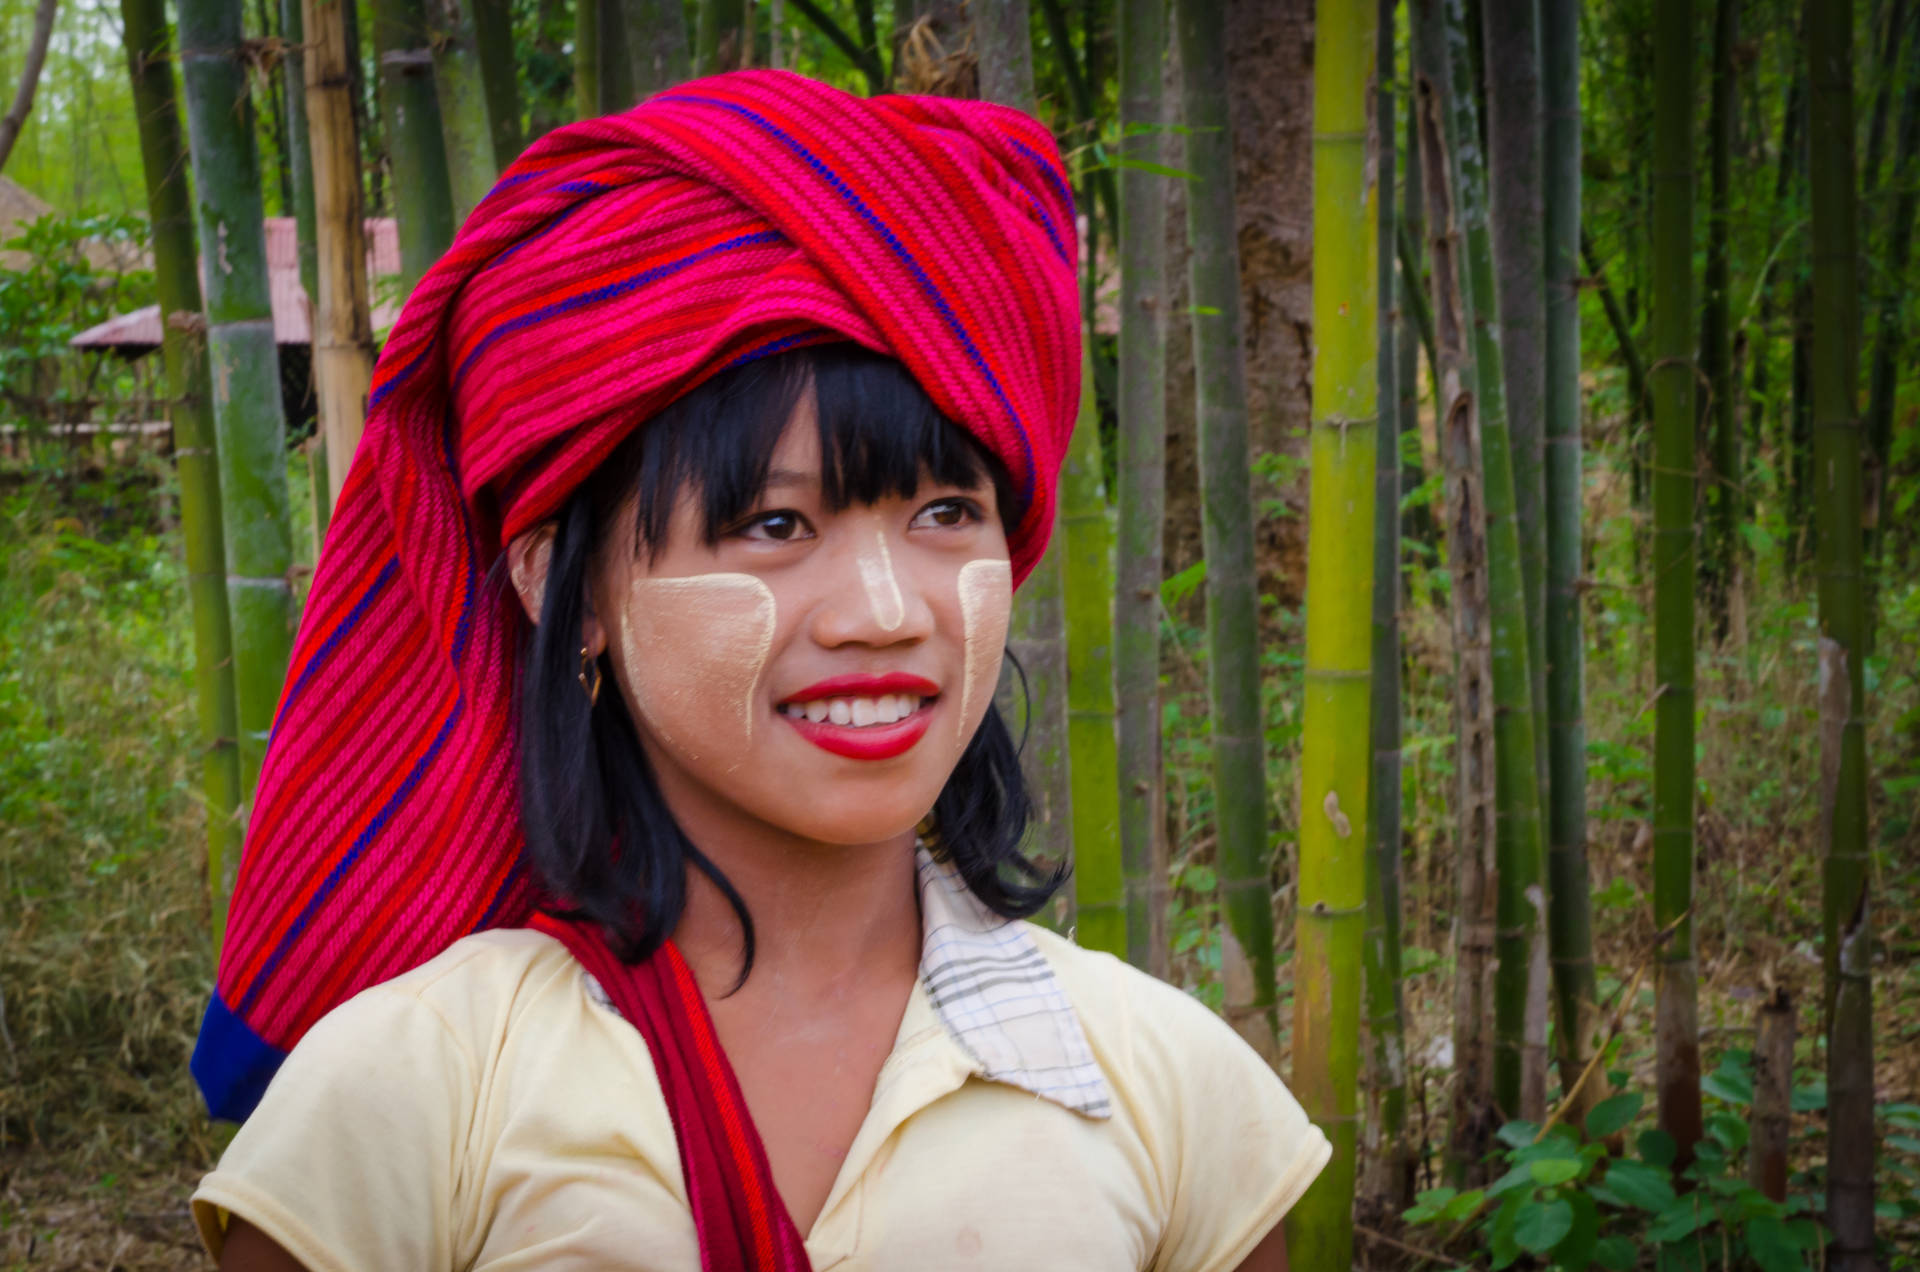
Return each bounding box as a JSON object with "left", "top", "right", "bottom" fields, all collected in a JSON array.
[{"left": 584, "top": 399, "right": 1011, "bottom": 849}]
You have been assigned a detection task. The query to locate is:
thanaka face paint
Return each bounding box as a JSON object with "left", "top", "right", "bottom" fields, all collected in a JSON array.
[
  {"left": 955, "top": 558, "right": 1012, "bottom": 747},
  {"left": 855, "top": 527, "right": 907, "bottom": 631},
  {"left": 619, "top": 573, "right": 777, "bottom": 772}
]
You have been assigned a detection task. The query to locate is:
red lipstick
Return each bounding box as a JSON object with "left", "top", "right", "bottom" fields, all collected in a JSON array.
[{"left": 777, "top": 672, "right": 941, "bottom": 761}]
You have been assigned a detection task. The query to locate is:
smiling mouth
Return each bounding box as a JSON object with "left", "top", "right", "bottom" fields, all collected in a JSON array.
[
  {"left": 777, "top": 692, "right": 929, "bottom": 727},
  {"left": 775, "top": 677, "right": 941, "bottom": 760}
]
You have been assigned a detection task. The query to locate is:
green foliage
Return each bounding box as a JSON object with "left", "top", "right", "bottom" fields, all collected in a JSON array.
[{"left": 0, "top": 212, "right": 156, "bottom": 432}]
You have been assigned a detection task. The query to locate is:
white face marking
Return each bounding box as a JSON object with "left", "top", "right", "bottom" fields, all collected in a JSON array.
[
  {"left": 956, "top": 558, "right": 1012, "bottom": 746},
  {"left": 621, "top": 573, "right": 777, "bottom": 771},
  {"left": 855, "top": 527, "right": 906, "bottom": 632}
]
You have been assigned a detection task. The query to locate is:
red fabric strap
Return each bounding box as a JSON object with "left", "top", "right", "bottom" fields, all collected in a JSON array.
[{"left": 528, "top": 914, "right": 813, "bottom": 1272}]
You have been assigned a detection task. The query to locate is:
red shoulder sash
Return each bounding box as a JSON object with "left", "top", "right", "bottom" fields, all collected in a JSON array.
[{"left": 529, "top": 914, "right": 813, "bottom": 1272}]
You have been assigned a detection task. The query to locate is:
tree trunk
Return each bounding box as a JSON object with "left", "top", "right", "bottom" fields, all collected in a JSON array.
[
  {"left": 1064, "top": 333, "right": 1124, "bottom": 958},
  {"left": 1650, "top": 0, "right": 1702, "bottom": 1173},
  {"left": 1748, "top": 987, "right": 1795, "bottom": 1204},
  {"left": 1115, "top": 0, "right": 1168, "bottom": 977},
  {"left": 1807, "top": 3, "right": 1875, "bottom": 1264},
  {"left": 696, "top": 0, "right": 750, "bottom": 74},
  {"left": 1289, "top": 2, "right": 1378, "bottom": 1261},
  {"left": 121, "top": 0, "right": 245, "bottom": 946},
  {"left": 1700, "top": 0, "right": 1738, "bottom": 632},
  {"left": 0, "top": 0, "right": 58, "bottom": 174},
  {"left": 627, "top": 0, "right": 691, "bottom": 97},
  {"left": 1360, "top": 0, "right": 1412, "bottom": 1216},
  {"left": 1412, "top": 0, "right": 1497, "bottom": 1183},
  {"left": 1445, "top": 0, "right": 1549, "bottom": 1127},
  {"left": 1177, "top": 0, "right": 1278, "bottom": 1065},
  {"left": 429, "top": 0, "right": 500, "bottom": 219},
  {"left": 1541, "top": 0, "right": 1601, "bottom": 1123},
  {"left": 177, "top": 0, "right": 299, "bottom": 831},
  {"left": 307, "top": 0, "right": 379, "bottom": 503},
  {"left": 376, "top": 0, "right": 457, "bottom": 280},
  {"left": 1864, "top": 19, "right": 1920, "bottom": 639}
]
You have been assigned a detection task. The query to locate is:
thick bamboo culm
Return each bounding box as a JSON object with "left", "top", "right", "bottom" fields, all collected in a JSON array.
[
  {"left": 1650, "top": 0, "right": 1703, "bottom": 1170},
  {"left": 429, "top": 0, "right": 501, "bottom": 220},
  {"left": 695, "top": 0, "right": 749, "bottom": 73},
  {"left": 305, "top": 0, "right": 377, "bottom": 503},
  {"left": 375, "top": 0, "right": 457, "bottom": 282},
  {"left": 1359, "top": 0, "right": 1411, "bottom": 1214},
  {"left": 176, "top": 0, "right": 298, "bottom": 840},
  {"left": 1441, "top": 0, "right": 1550, "bottom": 1127},
  {"left": 1063, "top": 332, "right": 1123, "bottom": 958},
  {"left": 1701, "top": 0, "right": 1738, "bottom": 619},
  {"left": 278, "top": 0, "right": 330, "bottom": 546},
  {"left": 627, "top": 0, "right": 692, "bottom": 98},
  {"left": 1411, "top": 0, "right": 1496, "bottom": 1182},
  {"left": 120, "top": 0, "right": 244, "bottom": 948},
  {"left": 1176, "top": 0, "right": 1278, "bottom": 1066},
  {"left": 1540, "top": 0, "right": 1602, "bottom": 1119},
  {"left": 1114, "top": 0, "right": 1168, "bottom": 977},
  {"left": 1806, "top": 0, "right": 1876, "bottom": 1264}
]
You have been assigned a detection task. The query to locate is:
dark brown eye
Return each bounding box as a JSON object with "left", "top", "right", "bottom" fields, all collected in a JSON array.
[
  {"left": 910, "top": 498, "right": 980, "bottom": 530},
  {"left": 738, "top": 510, "right": 813, "bottom": 542}
]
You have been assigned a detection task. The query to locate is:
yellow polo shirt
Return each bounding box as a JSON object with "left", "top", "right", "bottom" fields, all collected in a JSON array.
[{"left": 193, "top": 856, "right": 1330, "bottom": 1271}]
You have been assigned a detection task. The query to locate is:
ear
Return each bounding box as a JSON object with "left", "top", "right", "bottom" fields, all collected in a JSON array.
[
  {"left": 507, "top": 523, "right": 608, "bottom": 658},
  {"left": 507, "top": 524, "right": 558, "bottom": 626}
]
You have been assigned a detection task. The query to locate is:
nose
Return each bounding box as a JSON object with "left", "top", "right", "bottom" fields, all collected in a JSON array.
[{"left": 808, "top": 521, "right": 935, "bottom": 648}]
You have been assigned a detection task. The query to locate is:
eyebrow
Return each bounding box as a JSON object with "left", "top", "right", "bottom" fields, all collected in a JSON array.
[{"left": 761, "top": 468, "right": 819, "bottom": 488}]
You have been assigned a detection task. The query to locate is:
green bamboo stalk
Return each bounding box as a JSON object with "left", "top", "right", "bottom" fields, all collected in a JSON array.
[
  {"left": 1540, "top": 0, "right": 1601, "bottom": 1120},
  {"left": 472, "top": 0, "right": 521, "bottom": 165},
  {"left": 376, "top": 0, "right": 457, "bottom": 282},
  {"left": 1480, "top": 0, "right": 1548, "bottom": 821},
  {"left": 1650, "top": 0, "right": 1702, "bottom": 1170},
  {"left": 1445, "top": 0, "right": 1549, "bottom": 1126},
  {"left": 1412, "top": 0, "right": 1497, "bottom": 1182},
  {"left": 1064, "top": 332, "right": 1124, "bottom": 958},
  {"left": 1360, "top": 0, "right": 1412, "bottom": 1214},
  {"left": 177, "top": 0, "right": 298, "bottom": 839},
  {"left": 1862, "top": 0, "right": 1907, "bottom": 203},
  {"left": 1115, "top": 0, "right": 1168, "bottom": 976},
  {"left": 627, "top": 0, "right": 691, "bottom": 97},
  {"left": 1177, "top": 0, "right": 1278, "bottom": 1066},
  {"left": 977, "top": 0, "right": 1074, "bottom": 928},
  {"left": 121, "top": 0, "right": 245, "bottom": 947},
  {"left": 428, "top": 0, "right": 500, "bottom": 220},
  {"left": 1806, "top": 3, "right": 1875, "bottom": 1264},
  {"left": 1701, "top": 0, "right": 1737, "bottom": 627},
  {"left": 695, "top": 0, "right": 749, "bottom": 73},
  {"left": 279, "top": 0, "right": 329, "bottom": 545},
  {"left": 1292, "top": 3, "right": 1378, "bottom": 1261},
  {"left": 1864, "top": 20, "right": 1920, "bottom": 641},
  {"left": 575, "top": 0, "right": 601, "bottom": 116},
  {"left": 599, "top": 0, "right": 635, "bottom": 110},
  {"left": 1398, "top": 92, "right": 1435, "bottom": 552}
]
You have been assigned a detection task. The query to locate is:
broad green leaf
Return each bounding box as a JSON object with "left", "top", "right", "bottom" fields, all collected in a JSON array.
[
  {"left": 1514, "top": 1197, "right": 1575, "bottom": 1254},
  {"left": 1790, "top": 1082, "right": 1826, "bottom": 1112},
  {"left": 1488, "top": 1162, "right": 1538, "bottom": 1198},
  {"left": 1602, "top": 1159, "right": 1678, "bottom": 1212},
  {"left": 1553, "top": 1192, "right": 1600, "bottom": 1272},
  {"left": 1593, "top": 1235, "right": 1637, "bottom": 1270},
  {"left": 1638, "top": 1127, "right": 1679, "bottom": 1168},
  {"left": 1586, "top": 1091, "right": 1644, "bottom": 1140},
  {"left": 1529, "top": 1158, "right": 1582, "bottom": 1187},
  {"left": 1442, "top": 1189, "right": 1487, "bottom": 1223},
  {"left": 1647, "top": 1198, "right": 1707, "bottom": 1243},
  {"left": 1498, "top": 1120, "right": 1542, "bottom": 1148},
  {"left": 1703, "top": 1067, "right": 1754, "bottom": 1106},
  {"left": 1490, "top": 1192, "right": 1527, "bottom": 1271},
  {"left": 1706, "top": 1111, "right": 1749, "bottom": 1152},
  {"left": 1745, "top": 1215, "right": 1804, "bottom": 1272},
  {"left": 1415, "top": 1186, "right": 1459, "bottom": 1206}
]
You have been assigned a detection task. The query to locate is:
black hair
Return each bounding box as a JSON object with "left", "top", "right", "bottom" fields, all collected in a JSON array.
[{"left": 517, "top": 344, "right": 1064, "bottom": 980}]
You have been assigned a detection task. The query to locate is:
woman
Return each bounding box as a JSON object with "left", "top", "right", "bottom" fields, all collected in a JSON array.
[{"left": 190, "top": 70, "right": 1328, "bottom": 1271}]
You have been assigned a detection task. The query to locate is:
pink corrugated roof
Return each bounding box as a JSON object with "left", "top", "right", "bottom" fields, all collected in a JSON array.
[{"left": 70, "top": 217, "right": 402, "bottom": 350}]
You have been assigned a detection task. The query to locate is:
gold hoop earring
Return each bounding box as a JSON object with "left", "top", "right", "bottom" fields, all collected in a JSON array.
[{"left": 578, "top": 646, "right": 603, "bottom": 706}]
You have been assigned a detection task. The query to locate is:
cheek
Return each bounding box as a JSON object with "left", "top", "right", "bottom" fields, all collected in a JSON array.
[
  {"left": 955, "top": 559, "right": 1012, "bottom": 747},
  {"left": 620, "top": 574, "right": 777, "bottom": 770}
]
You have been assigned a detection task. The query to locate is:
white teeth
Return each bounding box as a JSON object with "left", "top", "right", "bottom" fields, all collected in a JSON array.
[{"left": 782, "top": 693, "right": 932, "bottom": 727}]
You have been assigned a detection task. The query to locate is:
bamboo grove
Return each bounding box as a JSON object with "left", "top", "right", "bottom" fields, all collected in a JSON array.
[{"left": 21, "top": 0, "right": 1904, "bottom": 1263}]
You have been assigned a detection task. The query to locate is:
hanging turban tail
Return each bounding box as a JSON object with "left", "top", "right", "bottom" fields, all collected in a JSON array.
[{"left": 192, "top": 70, "right": 1081, "bottom": 1121}]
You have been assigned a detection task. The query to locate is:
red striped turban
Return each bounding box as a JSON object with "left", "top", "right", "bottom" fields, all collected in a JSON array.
[{"left": 193, "top": 69, "right": 1081, "bottom": 1120}]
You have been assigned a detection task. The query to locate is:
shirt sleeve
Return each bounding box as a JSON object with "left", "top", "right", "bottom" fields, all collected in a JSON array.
[
  {"left": 1126, "top": 973, "right": 1332, "bottom": 1272},
  {"left": 191, "top": 984, "right": 478, "bottom": 1272}
]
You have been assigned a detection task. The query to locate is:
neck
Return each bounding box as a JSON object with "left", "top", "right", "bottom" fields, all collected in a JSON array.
[{"left": 671, "top": 819, "right": 923, "bottom": 1003}]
